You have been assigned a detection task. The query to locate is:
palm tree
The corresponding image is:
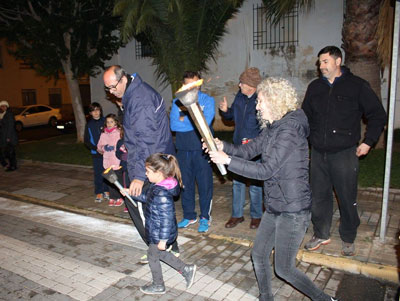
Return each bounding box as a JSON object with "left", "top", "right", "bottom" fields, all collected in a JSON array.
[
  {"left": 342, "top": 0, "right": 383, "bottom": 98},
  {"left": 113, "top": 0, "right": 244, "bottom": 94}
]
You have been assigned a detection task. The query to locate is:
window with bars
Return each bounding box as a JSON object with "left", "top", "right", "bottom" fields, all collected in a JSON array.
[
  {"left": 22, "top": 89, "right": 36, "bottom": 105},
  {"left": 49, "top": 88, "right": 62, "bottom": 108},
  {"left": 135, "top": 39, "right": 154, "bottom": 60},
  {"left": 253, "top": 3, "right": 299, "bottom": 49}
]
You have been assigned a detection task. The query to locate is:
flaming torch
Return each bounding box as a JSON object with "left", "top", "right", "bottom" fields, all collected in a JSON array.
[
  {"left": 102, "top": 167, "right": 138, "bottom": 207},
  {"left": 175, "top": 79, "right": 227, "bottom": 176}
]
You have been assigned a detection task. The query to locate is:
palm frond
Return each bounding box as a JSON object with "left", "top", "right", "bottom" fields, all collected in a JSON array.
[
  {"left": 114, "top": 0, "right": 244, "bottom": 94},
  {"left": 261, "top": 0, "right": 313, "bottom": 24}
]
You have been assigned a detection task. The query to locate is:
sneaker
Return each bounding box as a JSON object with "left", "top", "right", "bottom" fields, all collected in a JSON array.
[
  {"left": 140, "top": 283, "right": 166, "bottom": 295},
  {"left": 114, "top": 198, "right": 124, "bottom": 206},
  {"left": 177, "top": 218, "right": 197, "bottom": 228},
  {"left": 341, "top": 241, "right": 355, "bottom": 256},
  {"left": 108, "top": 199, "right": 115, "bottom": 207},
  {"left": 94, "top": 194, "right": 103, "bottom": 203},
  {"left": 124, "top": 207, "right": 128, "bottom": 213},
  {"left": 140, "top": 254, "right": 148, "bottom": 264},
  {"left": 182, "top": 264, "right": 196, "bottom": 289},
  {"left": 103, "top": 192, "right": 110, "bottom": 201},
  {"left": 198, "top": 218, "right": 209, "bottom": 233},
  {"left": 304, "top": 236, "right": 331, "bottom": 251}
]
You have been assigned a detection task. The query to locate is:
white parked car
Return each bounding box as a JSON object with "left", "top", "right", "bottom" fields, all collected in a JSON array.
[{"left": 12, "top": 104, "right": 62, "bottom": 131}]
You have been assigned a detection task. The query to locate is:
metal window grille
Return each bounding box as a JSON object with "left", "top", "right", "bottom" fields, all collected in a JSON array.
[
  {"left": 253, "top": 3, "right": 299, "bottom": 49},
  {"left": 48, "top": 88, "right": 62, "bottom": 108},
  {"left": 22, "top": 89, "right": 36, "bottom": 105},
  {"left": 135, "top": 40, "right": 153, "bottom": 59}
]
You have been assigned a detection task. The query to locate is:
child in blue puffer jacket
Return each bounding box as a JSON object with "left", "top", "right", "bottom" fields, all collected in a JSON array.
[{"left": 129, "top": 153, "right": 196, "bottom": 295}]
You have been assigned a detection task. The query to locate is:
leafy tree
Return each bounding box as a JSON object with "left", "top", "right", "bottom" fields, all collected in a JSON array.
[
  {"left": 114, "top": 0, "right": 244, "bottom": 93},
  {"left": 0, "top": 0, "right": 123, "bottom": 142}
]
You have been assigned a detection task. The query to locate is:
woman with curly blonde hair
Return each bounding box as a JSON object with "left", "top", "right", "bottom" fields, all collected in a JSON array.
[{"left": 207, "top": 77, "right": 337, "bottom": 301}]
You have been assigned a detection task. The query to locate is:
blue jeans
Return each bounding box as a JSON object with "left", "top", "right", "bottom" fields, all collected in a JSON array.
[
  {"left": 232, "top": 178, "right": 262, "bottom": 218},
  {"left": 252, "top": 211, "right": 331, "bottom": 301}
]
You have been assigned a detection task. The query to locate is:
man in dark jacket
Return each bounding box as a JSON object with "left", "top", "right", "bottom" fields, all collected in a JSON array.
[
  {"left": 103, "top": 65, "right": 179, "bottom": 263},
  {"left": 103, "top": 65, "right": 175, "bottom": 197},
  {"left": 0, "top": 101, "right": 18, "bottom": 171},
  {"left": 302, "top": 46, "right": 387, "bottom": 256},
  {"left": 219, "top": 67, "right": 263, "bottom": 229}
]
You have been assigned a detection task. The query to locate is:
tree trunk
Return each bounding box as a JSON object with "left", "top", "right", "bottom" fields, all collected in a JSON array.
[
  {"left": 61, "top": 31, "right": 86, "bottom": 143},
  {"left": 61, "top": 59, "right": 86, "bottom": 143},
  {"left": 342, "top": 0, "right": 385, "bottom": 148}
]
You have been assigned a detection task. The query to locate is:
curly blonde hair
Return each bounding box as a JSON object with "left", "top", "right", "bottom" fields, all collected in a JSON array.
[{"left": 256, "top": 77, "right": 299, "bottom": 125}]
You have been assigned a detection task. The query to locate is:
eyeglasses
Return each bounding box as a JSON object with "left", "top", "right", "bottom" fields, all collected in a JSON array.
[{"left": 104, "top": 76, "right": 122, "bottom": 92}]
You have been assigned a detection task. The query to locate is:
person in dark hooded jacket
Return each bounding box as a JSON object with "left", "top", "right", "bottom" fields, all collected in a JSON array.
[
  {"left": 129, "top": 153, "right": 196, "bottom": 295},
  {"left": 207, "top": 78, "right": 337, "bottom": 301},
  {"left": 0, "top": 101, "right": 18, "bottom": 171}
]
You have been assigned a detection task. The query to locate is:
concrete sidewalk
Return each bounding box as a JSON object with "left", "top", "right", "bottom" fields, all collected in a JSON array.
[{"left": 1, "top": 160, "right": 399, "bottom": 284}]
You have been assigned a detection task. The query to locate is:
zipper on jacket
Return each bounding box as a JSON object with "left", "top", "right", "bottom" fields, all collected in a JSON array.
[
  {"left": 242, "top": 98, "right": 249, "bottom": 139},
  {"left": 323, "top": 85, "right": 333, "bottom": 148}
]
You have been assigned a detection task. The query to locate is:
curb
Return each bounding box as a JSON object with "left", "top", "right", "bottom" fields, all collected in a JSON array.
[
  {"left": 2, "top": 189, "right": 399, "bottom": 284},
  {"left": 297, "top": 250, "right": 399, "bottom": 284}
]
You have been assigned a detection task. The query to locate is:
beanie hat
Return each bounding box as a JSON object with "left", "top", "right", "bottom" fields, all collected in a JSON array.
[
  {"left": 239, "top": 67, "right": 261, "bottom": 88},
  {"left": 0, "top": 100, "right": 9, "bottom": 107}
]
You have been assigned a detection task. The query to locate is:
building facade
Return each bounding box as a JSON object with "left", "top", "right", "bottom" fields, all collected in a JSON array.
[
  {"left": 91, "top": 0, "right": 398, "bottom": 129},
  {"left": 0, "top": 39, "right": 91, "bottom": 120}
]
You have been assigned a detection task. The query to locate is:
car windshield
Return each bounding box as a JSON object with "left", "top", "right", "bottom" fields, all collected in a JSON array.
[{"left": 11, "top": 107, "right": 26, "bottom": 115}]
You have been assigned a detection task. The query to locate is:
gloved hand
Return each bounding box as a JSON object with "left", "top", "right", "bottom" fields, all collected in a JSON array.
[{"left": 104, "top": 144, "right": 115, "bottom": 152}]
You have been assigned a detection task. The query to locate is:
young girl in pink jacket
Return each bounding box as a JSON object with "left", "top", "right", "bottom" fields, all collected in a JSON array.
[{"left": 97, "top": 114, "right": 123, "bottom": 206}]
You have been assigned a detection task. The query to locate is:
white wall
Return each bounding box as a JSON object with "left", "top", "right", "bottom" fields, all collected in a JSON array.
[
  {"left": 91, "top": 0, "right": 399, "bottom": 129},
  {"left": 90, "top": 42, "right": 172, "bottom": 117}
]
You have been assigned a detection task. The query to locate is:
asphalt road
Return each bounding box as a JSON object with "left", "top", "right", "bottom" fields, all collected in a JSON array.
[
  {"left": 336, "top": 273, "right": 398, "bottom": 301},
  {"left": 17, "top": 125, "right": 70, "bottom": 142}
]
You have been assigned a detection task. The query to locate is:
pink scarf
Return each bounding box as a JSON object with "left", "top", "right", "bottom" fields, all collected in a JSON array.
[{"left": 105, "top": 126, "right": 117, "bottom": 133}]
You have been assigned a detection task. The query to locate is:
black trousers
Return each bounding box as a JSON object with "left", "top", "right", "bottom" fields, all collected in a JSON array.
[
  {"left": 1, "top": 144, "right": 17, "bottom": 169},
  {"left": 310, "top": 146, "right": 360, "bottom": 243}
]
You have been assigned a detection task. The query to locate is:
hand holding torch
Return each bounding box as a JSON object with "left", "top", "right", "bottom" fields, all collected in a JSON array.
[
  {"left": 175, "top": 80, "right": 227, "bottom": 176},
  {"left": 102, "top": 167, "right": 137, "bottom": 207}
]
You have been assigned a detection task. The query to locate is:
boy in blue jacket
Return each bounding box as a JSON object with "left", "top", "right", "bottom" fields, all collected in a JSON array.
[{"left": 84, "top": 102, "right": 110, "bottom": 202}]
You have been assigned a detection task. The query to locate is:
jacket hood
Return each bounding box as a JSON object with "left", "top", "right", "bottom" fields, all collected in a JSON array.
[
  {"left": 271, "top": 109, "right": 309, "bottom": 138},
  {"left": 152, "top": 182, "right": 180, "bottom": 198}
]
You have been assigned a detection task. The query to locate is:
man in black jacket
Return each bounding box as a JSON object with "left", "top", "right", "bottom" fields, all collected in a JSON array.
[{"left": 302, "top": 46, "right": 386, "bottom": 256}]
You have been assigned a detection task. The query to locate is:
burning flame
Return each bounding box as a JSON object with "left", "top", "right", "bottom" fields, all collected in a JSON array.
[{"left": 176, "top": 79, "right": 204, "bottom": 93}]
